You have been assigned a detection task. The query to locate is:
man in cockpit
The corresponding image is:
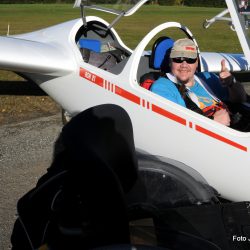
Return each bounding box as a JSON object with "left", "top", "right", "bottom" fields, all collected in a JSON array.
[{"left": 151, "top": 38, "right": 248, "bottom": 129}]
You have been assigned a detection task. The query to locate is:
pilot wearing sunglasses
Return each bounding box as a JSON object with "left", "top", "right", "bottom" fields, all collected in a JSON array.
[{"left": 151, "top": 38, "right": 247, "bottom": 126}]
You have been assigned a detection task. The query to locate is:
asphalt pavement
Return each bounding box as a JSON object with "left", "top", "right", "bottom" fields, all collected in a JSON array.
[{"left": 0, "top": 114, "right": 62, "bottom": 250}]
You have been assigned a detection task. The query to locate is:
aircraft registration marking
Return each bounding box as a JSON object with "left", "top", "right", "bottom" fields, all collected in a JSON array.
[
  {"left": 80, "top": 68, "right": 248, "bottom": 152},
  {"left": 80, "top": 68, "right": 103, "bottom": 87}
]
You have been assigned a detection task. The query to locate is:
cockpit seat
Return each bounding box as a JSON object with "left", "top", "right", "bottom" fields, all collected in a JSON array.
[
  {"left": 140, "top": 36, "right": 174, "bottom": 90},
  {"left": 79, "top": 38, "right": 101, "bottom": 52},
  {"left": 78, "top": 38, "right": 127, "bottom": 72}
]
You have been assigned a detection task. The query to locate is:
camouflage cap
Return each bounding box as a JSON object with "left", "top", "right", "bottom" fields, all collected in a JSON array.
[{"left": 170, "top": 38, "right": 198, "bottom": 59}]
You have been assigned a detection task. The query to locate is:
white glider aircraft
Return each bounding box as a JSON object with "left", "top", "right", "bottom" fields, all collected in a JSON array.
[{"left": 1, "top": 0, "right": 250, "bottom": 203}]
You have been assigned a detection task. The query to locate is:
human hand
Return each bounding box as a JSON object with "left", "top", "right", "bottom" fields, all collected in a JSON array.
[
  {"left": 213, "top": 109, "right": 231, "bottom": 126},
  {"left": 219, "top": 59, "right": 233, "bottom": 86}
]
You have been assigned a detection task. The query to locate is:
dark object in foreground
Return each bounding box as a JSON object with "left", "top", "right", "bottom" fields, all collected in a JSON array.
[
  {"left": 11, "top": 104, "right": 250, "bottom": 250},
  {"left": 0, "top": 80, "right": 46, "bottom": 96}
]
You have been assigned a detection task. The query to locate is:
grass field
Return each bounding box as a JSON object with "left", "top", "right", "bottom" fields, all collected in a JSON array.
[
  {"left": 0, "top": 4, "right": 244, "bottom": 124},
  {"left": 0, "top": 4, "right": 241, "bottom": 52}
]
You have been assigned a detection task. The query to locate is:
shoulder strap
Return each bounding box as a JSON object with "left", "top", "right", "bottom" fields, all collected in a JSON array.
[
  {"left": 184, "top": 95, "right": 204, "bottom": 115},
  {"left": 166, "top": 73, "right": 199, "bottom": 106},
  {"left": 165, "top": 73, "right": 203, "bottom": 115},
  {"left": 166, "top": 73, "right": 221, "bottom": 107}
]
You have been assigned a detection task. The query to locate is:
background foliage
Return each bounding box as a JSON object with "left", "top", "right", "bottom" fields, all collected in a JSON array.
[{"left": 0, "top": 0, "right": 227, "bottom": 7}]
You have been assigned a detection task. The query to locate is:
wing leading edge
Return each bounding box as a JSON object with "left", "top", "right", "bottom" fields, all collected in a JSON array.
[{"left": 0, "top": 36, "right": 75, "bottom": 77}]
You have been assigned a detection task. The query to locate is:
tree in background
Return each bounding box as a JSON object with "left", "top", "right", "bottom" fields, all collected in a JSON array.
[
  {"left": 184, "top": 0, "right": 226, "bottom": 7},
  {"left": 158, "top": 0, "right": 175, "bottom": 5},
  {"left": 158, "top": 0, "right": 226, "bottom": 7}
]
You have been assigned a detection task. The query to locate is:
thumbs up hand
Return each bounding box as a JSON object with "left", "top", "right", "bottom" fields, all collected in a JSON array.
[{"left": 219, "top": 59, "right": 233, "bottom": 86}]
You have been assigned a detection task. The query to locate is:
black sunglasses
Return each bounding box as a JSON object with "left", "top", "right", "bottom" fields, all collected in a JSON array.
[{"left": 172, "top": 57, "right": 197, "bottom": 64}]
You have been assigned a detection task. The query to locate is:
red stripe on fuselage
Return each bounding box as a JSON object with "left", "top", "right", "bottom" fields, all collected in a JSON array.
[
  {"left": 147, "top": 101, "right": 150, "bottom": 109},
  {"left": 79, "top": 68, "right": 247, "bottom": 152},
  {"left": 152, "top": 104, "right": 186, "bottom": 126},
  {"left": 196, "top": 125, "right": 247, "bottom": 152},
  {"left": 115, "top": 86, "right": 140, "bottom": 105}
]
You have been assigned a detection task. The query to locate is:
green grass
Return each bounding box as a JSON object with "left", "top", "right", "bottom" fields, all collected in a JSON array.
[{"left": 0, "top": 4, "right": 241, "bottom": 52}]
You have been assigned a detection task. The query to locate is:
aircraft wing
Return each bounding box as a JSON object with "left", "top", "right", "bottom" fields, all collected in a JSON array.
[
  {"left": 200, "top": 52, "right": 249, "bottom": 73},
  {"left": 0, "top": 36, "right": 75, "bottom": 77}
]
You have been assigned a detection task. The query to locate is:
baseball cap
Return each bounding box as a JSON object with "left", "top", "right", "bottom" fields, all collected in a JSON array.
[{"left": 170, "top": 38, "right": 198, "bottom": 59}]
